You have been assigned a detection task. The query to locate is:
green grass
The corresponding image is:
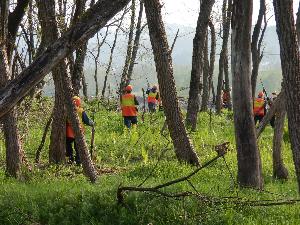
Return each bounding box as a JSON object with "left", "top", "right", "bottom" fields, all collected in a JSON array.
[{"left": 0, "top": 99, "right": 299, "bottom": 225}]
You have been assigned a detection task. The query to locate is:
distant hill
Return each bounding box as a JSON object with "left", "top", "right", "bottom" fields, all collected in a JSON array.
[{"left": 43, "top": 24, "right": 283, "bottom": 97}]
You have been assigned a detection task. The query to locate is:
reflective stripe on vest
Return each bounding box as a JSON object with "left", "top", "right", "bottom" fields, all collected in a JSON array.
[
  {"left": 148, "top": 92, "right": 157, "bottom": 103},
  {"left": 253, "top": 98, "right": 265, "bottom": 116},
  {"left": 66, "top": 107, "right": 84, "bottom": 138},
  {"left": 121, "top": 94, "right": 137, "bottom": 116}
]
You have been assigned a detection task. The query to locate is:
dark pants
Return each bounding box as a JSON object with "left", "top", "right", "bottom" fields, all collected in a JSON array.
[
  {"left": 148, "top": 102, "right": 157, "bottom": 112},
  {"left": 254, "top": 115, "right": 264, "bottom": 125},
  {"left": 124, "top": 116, "right": 137, "bottom": 128},
  {"left": 66, "top": 137, "right": 81, "bottom": 164}
]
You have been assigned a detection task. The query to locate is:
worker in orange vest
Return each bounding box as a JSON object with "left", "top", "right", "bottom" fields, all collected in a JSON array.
[
  {"left": 120, "top": 85, "right": 139, "bottom": 128},
  {"left": 66, "top": 96, "right": 94, "bottom": 164},
  {"left": 146, "top": 84, "right": 161, "bottom": 112},
  {"left": 253, "top": 91, "right": 266, "bottom": 125}
]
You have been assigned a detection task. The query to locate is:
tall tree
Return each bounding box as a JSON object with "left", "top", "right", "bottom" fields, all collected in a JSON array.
[
  {"left": 200, "top": 32, "right": 210, "bottom": 111},
  {"left": 120, "top": 0, "right": 136, "bottom": 94},
  {"left": 37, "top": 0, "right": 67, "bottom": 163},
  {"left": 0, "top": 0, "right": 29, "bottom": 178},
  {"left": 216, "top": 0, "right": 232, "bottom": 114},
  {"left": 186, "top": 0, "right": 215, "bottom": 131},
  {"left": 102, "top": 7, "right": 127, "bottom": 98},
  {"left": 231, "top": 0, "right": 263, "bottom": 189},
  {"left": 144, "top": 0, "right": 200, "bottom": 165},
  {"left": 272, "top": 93, "right": 288, "bottom": 179},
  {"left": 296, "top": 1, "right": 300, "bottom": 47},
  {"left": 126, "top": 0, "right": 144, "bottom": 85},
  {"left": 273, "top": 0, "right": 300, "bottom": 192},
  {"left": 251, "top": 0, "right": 267, "bottom": 98},
  {"left": 71, "top": 0, "right": 88, "bottom": 98},
  {"left": 0, "top": 0, "right": 131, "bottom": 118}
]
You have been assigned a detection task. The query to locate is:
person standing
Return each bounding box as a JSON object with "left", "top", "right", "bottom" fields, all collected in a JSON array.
[
  {"left": 253, "top": 91, "right": 266, "bottom": 125},
  {"left": 66, "top": 96, "right": 94, "bottom": 164},
  {"left": 120, "top": 85, "right": 139, "bottom": 129},
  {"left": 146, "top": 85, "right": 161, "bottom": 112}
]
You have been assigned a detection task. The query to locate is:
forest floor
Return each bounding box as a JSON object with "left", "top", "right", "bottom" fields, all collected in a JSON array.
[{"left": 0, "top": 98, "right": 299, "bottom": 225}]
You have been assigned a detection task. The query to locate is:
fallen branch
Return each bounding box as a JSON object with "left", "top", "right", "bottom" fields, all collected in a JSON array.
[{"left": 117, "top": 142, "right": 230, "bottom": 204}]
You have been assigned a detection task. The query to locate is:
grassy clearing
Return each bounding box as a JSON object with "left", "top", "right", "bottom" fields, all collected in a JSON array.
[{"left": 0, "top": 99, "right": 299, "bottom": 225}]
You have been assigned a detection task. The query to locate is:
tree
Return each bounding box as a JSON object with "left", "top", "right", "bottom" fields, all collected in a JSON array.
[
  {"left": 0, "top": 0, "right": 29, "bottom": 178},
  {"left": 0, "top": 0, "right": 131, "bottom": 118},
  {"left": 120, "top": 0, "right": 136, "bottom": 94},
  {"left": 144, "top": 0, "right": 200, "bottom": 165},
  {"left": 71, "top": 0, "right": 88, "bottom": 98},
  {"left": 37, "top": 0, "right": 67, "bottom": 164},
  {"left": 272, "top": 93, "right": 288, "bottom": 179},
  {"left": 200, "top": 32, "right": 210, "bottom": 111},
  {"left": 126, "top": 0, "right": 145, "bottom": 86},
  {"left": 186, "top": 0, "right": 215, "bottom": 131},
  {"left": 216, "top": 0, "right": 232, "bottom": 114},
  {"left": 102, "top": 7, "right": 127, "bottom": 98},
  {"left": 231, "top": 0, "right": 263, "bottom": 189},
  {"left": 251, "top": 0, "right": 267, "bottom": 98},
  {"left": 273, "top": 0, "right": 300, "bottom": 192}
]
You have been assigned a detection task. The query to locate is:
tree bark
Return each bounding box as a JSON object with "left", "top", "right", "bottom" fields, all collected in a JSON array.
[
  {"left": 200, "top": 32, "right": 210, "bottom": 111},
  {"left": 272, "top": 105, "right": 288, "bottom": 180},
  {"left": 296, "top": 1, "right": 300, "bottom": 47},
  {"left": 232, "top": 0, "right": 263, "bottom": 189},
  {"left": 216, "top": 0, "right": 232, "bottom": 114},
  {"left": 62, "top": 59, "right": 98, "bottom": 183},
  {"left": 0, "top": 0, "right": 131, "bottom": 118},
  {"left": 273, "top": 0, "right": 300, "bottom": 192},
  {"left": 37, "top": 0, "right": 67, "bottom": 164},
  {"left": 144, "top": 0, "right": 200, "bottom": 166},
  {"left": 0, "top": 0, "right": 24, "bottom": 178},
  {"left": 251, "top": 0, "right": 267, "bottom": 98},
  {"left": 186, "top": 0, "right": 215, "bottom": 131},
  {"left": 127, "top": 0, "right": 144, "bottom": 85},
  {"left": 102, "top": 7, "right": 127, "bottom": 98},
  {"left": 208, "top": 21, "right": 216, "bottom": 106},
  {"left": 72, "top": 0, "right": 88, "bottom": 97},
  {"left": 120, "top": 0, "right": 136, "bottom": 94}
]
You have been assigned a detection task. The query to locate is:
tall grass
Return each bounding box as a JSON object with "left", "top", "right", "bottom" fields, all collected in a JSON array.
[{"left": 0, "top": 99, "right": 299, "bottom": 225}]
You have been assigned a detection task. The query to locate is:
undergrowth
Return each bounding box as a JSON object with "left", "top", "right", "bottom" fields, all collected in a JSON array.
[{"left": 0, "top": 98, "right": 298, "bottom": 225}]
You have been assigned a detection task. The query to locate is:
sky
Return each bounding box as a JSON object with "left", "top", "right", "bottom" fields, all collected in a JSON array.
[{"left": 161, "top": 0, "right": 299, "bottom": 27}]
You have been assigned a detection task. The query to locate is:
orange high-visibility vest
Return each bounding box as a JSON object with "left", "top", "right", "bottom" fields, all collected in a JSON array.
[
  {"left": 121, "top": 93, "right": 137, "bottom": 116},
  {"left": 148, "top": 92, "right": 157, "bottom": 103},
  {"left": 66, "top": 107, "right": 84, "bottom": 138},
  {"left": 253, "top": 98, "right": 265, "bottom": 116}
]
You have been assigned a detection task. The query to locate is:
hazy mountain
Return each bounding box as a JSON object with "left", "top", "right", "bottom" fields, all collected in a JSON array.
[{"left": 43, "top": 24, "right": 282, "bottom": 97}]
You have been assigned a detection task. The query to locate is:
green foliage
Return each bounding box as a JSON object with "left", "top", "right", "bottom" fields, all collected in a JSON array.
[{"left": 0, "top": 98, "right": 299, "bottom": 224}]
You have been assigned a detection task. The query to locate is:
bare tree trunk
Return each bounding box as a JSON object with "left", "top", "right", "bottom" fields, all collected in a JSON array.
[
  {"left": 216, "top": 0, "right": 232, "bottom": 114},
  {"left": 62, "top": 60, "right": 98, "bottom": 182},
  {"left": 232, "top": 0, "right": 263, "bottom": 189},
  {"left": 273, "top": 0, "right": 300, "bottom": 192},
  {"left": 201, "top": 32, "right": 210, "bottom": 111},
  {"left": 71, "top": 0, "right": 87, "bottom": 96},
  {"left": 0, "top": 0, "right": 131, "bottom": 118},
  {"left": 0, "top": 47, "right": 22, "bottom": 178},
  {"left": 272, "top": 105, "right": 288, "bottom": 179},
  {"left": 120, "top": 0, "right": 136, "bottom": 94},
  {"left": 144, "top": 0, "right": 200, "bottom": 166},
  {"left": 102, "top": 7, "right": 127, "bottom": 97},
  {"left": 93, "top": 29, "right": 109, "bottom": 96},
  {"left": 1, "top": 0, "right": 26, "bottom": 178},
  {"left": 37, "top": 0, "right": 67, "bottom": 164},
  {"left": 296, "top": 1, "right": 300, "bottom": 47},
  {"left": 251, "top": 0, "right": 267, "bottom": 98},
  {"left": 207, "top": 21, "right": 216, "bottom": 106},
  {"left": 127, "top": 0, "right": 144, "bottom": 85},
  {"left": 186, "top": 0, "right": 215, "bottom": 131}
]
